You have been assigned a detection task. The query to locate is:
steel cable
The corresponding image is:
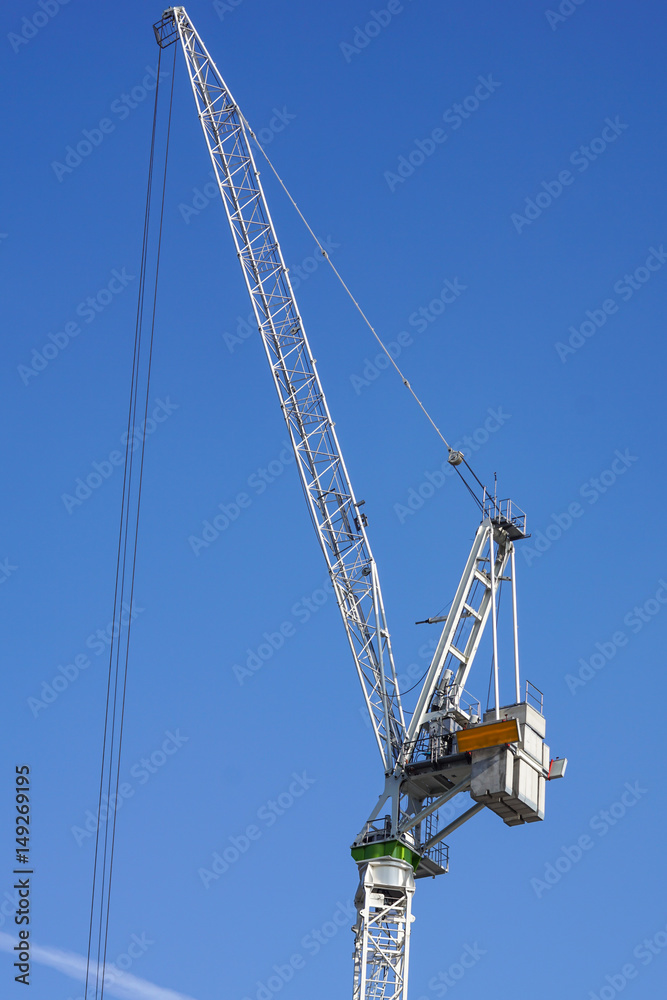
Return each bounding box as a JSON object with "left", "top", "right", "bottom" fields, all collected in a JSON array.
[
  {"left": 83, "top": 40, "right": 176, "bottom": 1000},
  {"left": 242, "top": 122, "right": 488, "bottom": 514}
]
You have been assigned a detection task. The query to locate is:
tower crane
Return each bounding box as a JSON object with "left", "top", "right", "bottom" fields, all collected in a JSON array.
[{"left": 153, "top": 9, "right": 566, "bottom": 998}]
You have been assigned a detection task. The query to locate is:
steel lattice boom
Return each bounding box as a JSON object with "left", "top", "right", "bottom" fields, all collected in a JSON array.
[
  {"left": 154, "top": 9, "right": 565, "bottom": 1000},
  {"left": 154, "top": 7, "right": 405, "bottom": 774}
]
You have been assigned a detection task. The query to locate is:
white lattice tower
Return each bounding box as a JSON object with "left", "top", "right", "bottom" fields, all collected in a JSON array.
[{"left": 352, "top": 859, "right": 415, "bottom": 1000}]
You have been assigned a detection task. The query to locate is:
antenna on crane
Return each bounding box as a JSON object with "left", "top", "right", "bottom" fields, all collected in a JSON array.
[{"left": 151, "top": 10, "right": 567, "bottom": 999}]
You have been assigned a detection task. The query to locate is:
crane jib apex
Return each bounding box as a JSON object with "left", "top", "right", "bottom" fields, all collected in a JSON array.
[{"left": 153, "top": 9, "right": 567, "bottom": 999}]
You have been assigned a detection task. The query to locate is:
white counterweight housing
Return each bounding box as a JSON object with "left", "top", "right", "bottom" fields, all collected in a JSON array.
[{"left": 470, "top": 703, "right": 550, "bottom": 825}]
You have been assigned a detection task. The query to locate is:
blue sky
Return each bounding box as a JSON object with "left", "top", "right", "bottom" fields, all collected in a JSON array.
[{"left": 2, "top": 0, "right": 667, "bottom": 998}]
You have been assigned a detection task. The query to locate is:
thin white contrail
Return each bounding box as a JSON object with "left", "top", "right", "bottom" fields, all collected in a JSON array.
[{"left": 0, "top": 931, "right": 198, "bottom": 1000}]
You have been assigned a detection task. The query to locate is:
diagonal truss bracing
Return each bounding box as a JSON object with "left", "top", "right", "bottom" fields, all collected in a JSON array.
[
  {"left": 156, "top": 7, "right": 405, "bottom": 772},
  {"left": 353, "top": 860, "right": 415, "bottom": 1000},
  {"left": 404, "top": 521, "right": 512, "bottom": 751}
]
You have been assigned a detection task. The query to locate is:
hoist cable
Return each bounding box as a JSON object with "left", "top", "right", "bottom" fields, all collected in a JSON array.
[
  {"left": 401, "top": 666, "right": 431, "bottom": 697},
  {"left": 83, "top": 40, "right": 175, "bottom": 1000},
  {"left": 92, "top": 145, "right": 153, "bottom": 1000},
  {"left": 99, "top": 44, "right": 177, "bottom": 1000},
  {"left": 242, "top": 121, "right": 487, "bottom": 514},
  {"left": 82, "top": 66, "right": 160, "bottom": 1000},
  {"left": 461, "top": 455, "right": 487, "bottom": 492},
  {"left": 456, "top": 467, "right": 485, "bottom": 511}
]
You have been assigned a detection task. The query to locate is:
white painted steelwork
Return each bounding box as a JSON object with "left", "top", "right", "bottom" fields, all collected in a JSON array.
[
  {"left": 352, "top": 860, "right": 415, "bottom": 1000},
  {"left": 403, "top": 520, "right": 513, "bottom": 751},
  {"left": 153, "top": 9, "right": 560, "bottom": 999},
  {"left": 154, "top": 6, "right": 405, "bottom": 775}
]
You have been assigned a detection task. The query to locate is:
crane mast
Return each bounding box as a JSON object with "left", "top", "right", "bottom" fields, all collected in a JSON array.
[{"left": 154, "top": 9, "right": 565, "bottom": 999}]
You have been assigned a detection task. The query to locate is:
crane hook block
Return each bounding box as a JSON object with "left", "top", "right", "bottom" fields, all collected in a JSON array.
[{"left": 448, "top": 450, "right": 464, "bottom": 466}]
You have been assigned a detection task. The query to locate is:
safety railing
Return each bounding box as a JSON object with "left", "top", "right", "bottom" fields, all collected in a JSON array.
[
  {"left": 421, "top": 841, "right": 449, "bottom": 873},
  {"left": 482, "top": 494, "right": 527, "bottom": 537},
  {"left": 525, "top": 679, "right": 544, "bottom": 713},
  {"left": 357, "top": 817, "right": 418, "bottom": 851}
]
